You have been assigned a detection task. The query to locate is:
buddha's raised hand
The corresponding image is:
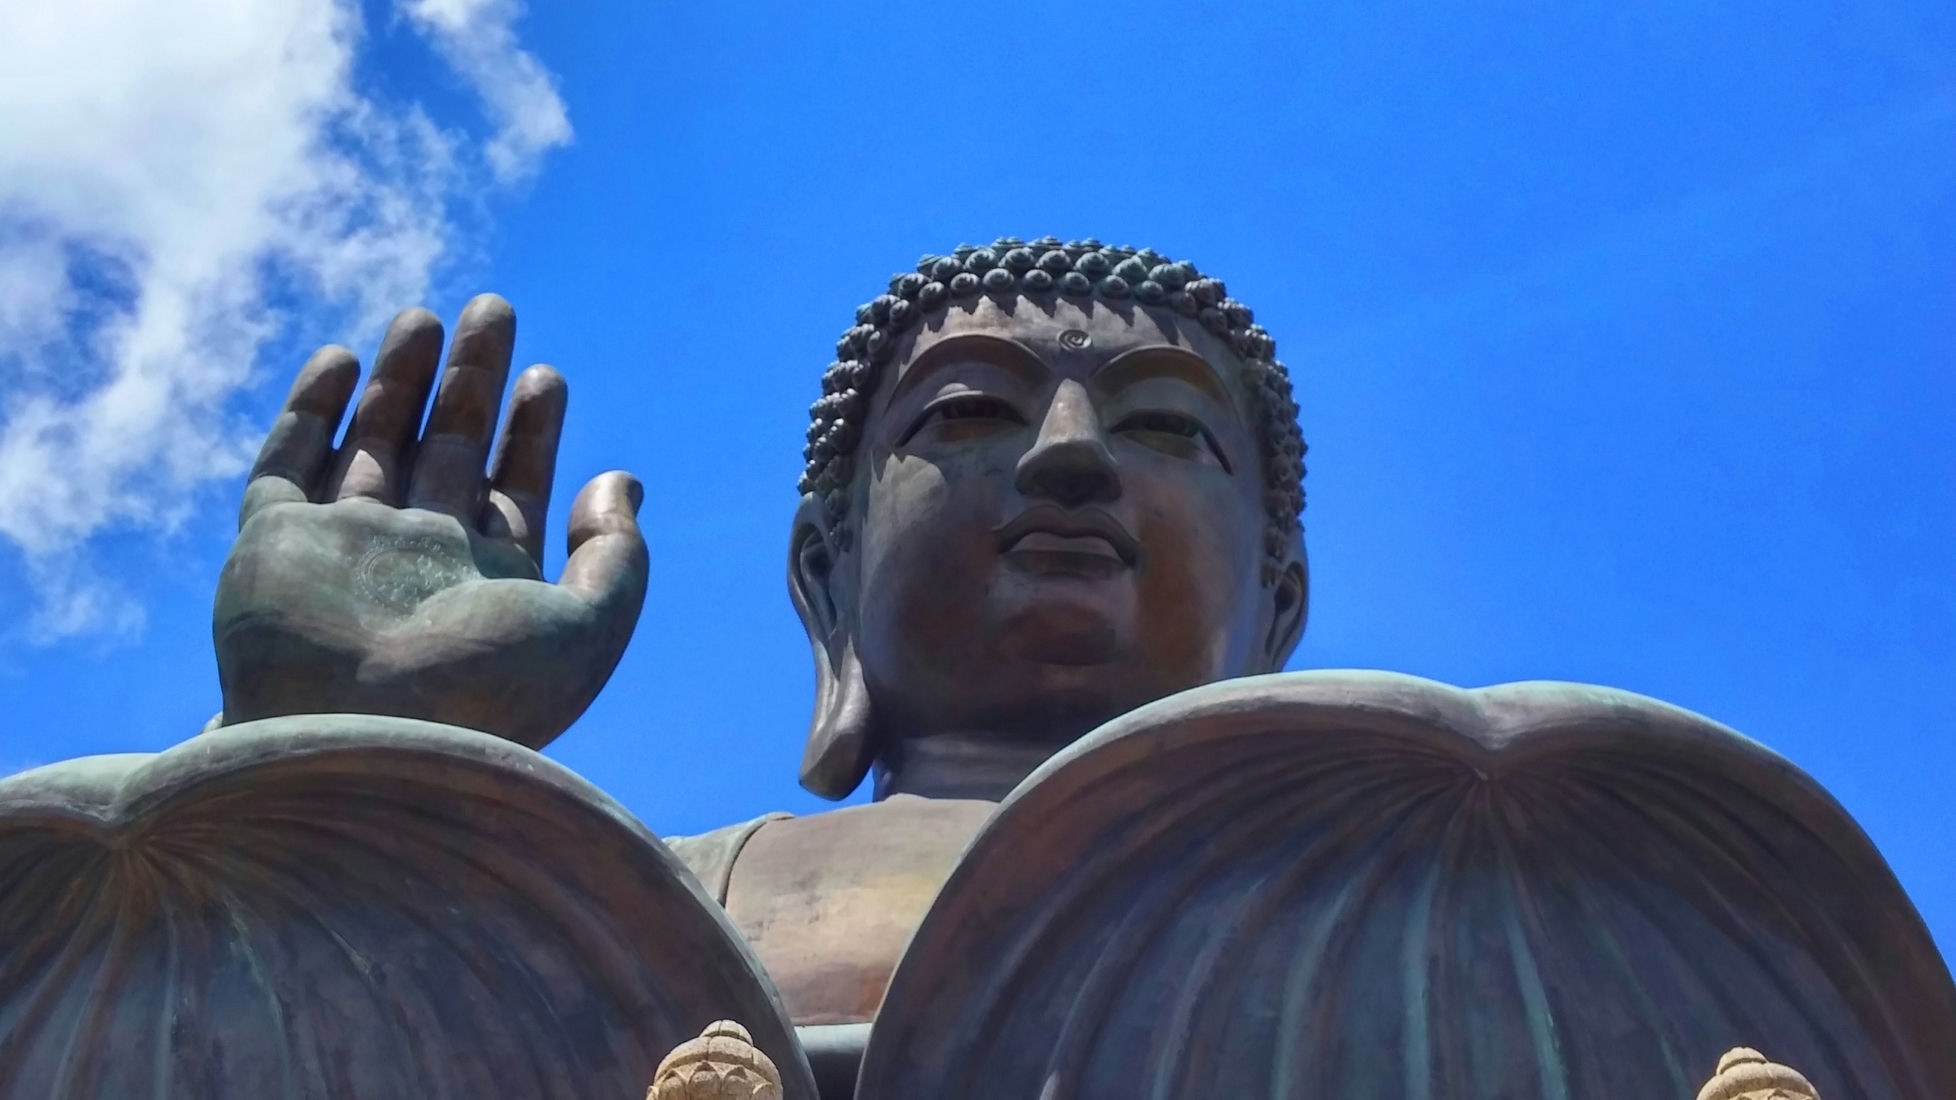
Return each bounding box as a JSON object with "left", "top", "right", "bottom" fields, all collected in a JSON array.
[{"left": 212, "top": 295, "right": 648, "bottom": 749}]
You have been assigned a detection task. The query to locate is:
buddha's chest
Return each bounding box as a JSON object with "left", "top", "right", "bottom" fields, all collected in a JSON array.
[{"left": 720, "top": 796, "right": 996, "bottom": 1024}]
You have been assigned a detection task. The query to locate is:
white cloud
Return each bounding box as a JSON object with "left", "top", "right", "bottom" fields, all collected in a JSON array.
[
  {"left": 404, "top": 0, "right": 573, "bottom": 182},
  {"left": 0, "top": 0, "right": 570, "bottom": 638}
]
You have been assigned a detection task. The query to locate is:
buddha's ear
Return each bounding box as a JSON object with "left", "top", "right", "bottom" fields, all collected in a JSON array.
[
  {"left": 789, "top": 494, "right": 877, "bottom": 800},
  {"left": 1254, "top": 536, "right": 1309, "bottom": 674}
]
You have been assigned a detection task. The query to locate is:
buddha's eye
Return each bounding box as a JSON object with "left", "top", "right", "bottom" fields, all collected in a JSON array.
[
  {"left": 1116, "top": 411, "right": 1201, "bottom": 438},
  {"left": 930, "top": 395, "right": 1021, "bottom": 422},
  {"left": 1112, "top": 411, "right": 1230, "bottom": 470},
  {"left": 899, "top": 393, "right": 1025, "bottom": 444}
]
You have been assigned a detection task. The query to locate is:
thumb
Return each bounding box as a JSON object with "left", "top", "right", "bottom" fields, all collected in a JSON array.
[{"left": 562, "top": 470, "right": 649, "bottom": 642}]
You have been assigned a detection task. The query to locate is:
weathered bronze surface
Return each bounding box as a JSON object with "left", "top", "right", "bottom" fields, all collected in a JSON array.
[
  {"left": 213, "top": 296, "right": 647, "bottom": 750},
  {"left": 2, "top": 238, "right": 1951, "bottom": 1098},
  {"left": 0, "top": 717, "right": 814, "bottom": 1098},
  {"left": 856, "top": 673, "right": 1956, "bottom": 1100},
  {"left": 203, "top": 248, "right": 1319, "bottom": 1043},
  {"left": 787, "top": 266, "right": 1308, "bottom": 803},
  {"left": 712, "top": 797, "right": 994, "bottom": 1024}
]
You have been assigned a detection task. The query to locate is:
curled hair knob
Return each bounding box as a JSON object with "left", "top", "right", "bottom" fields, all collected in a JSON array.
[{"left": 1189, "top": 277, "right": 1226, "bottom": 306}]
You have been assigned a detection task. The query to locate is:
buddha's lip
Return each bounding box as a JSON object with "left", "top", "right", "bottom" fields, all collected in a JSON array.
[{"left": 993, "top": 506, "right": 1139, "bottom": 567}]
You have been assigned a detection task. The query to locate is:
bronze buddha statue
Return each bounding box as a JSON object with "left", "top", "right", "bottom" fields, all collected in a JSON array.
[
  {"left": 210, "top": 238, "right": 1309, "bottom": 1027},
  {"left": 4, "top": 237, "right": 1951, "bottom": 1099}
]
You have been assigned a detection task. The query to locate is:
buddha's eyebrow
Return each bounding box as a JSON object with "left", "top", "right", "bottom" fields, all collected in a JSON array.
[
  {"left": 886, "top": 333, "right": 1048, "bottom": 407},
  {"left": 1091, "top": 345, "right": 1238, "bottom": 414}
]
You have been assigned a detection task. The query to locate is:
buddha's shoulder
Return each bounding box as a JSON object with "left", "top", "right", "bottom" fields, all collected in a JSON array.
[{"left": 664, "top": 795, "right": 997, "bottom": 1025}]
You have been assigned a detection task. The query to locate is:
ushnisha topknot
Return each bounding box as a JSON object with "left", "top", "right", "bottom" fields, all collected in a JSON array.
[{"left": 801, "top": 237, "right": 1306, "bottom": 580}]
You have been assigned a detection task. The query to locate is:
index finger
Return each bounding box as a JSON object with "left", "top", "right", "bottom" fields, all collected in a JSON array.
[
  {"left": 481, "top": 364, "right": 568, "bottom": 564},
  {"left": 239, "top": 345, "right": 359, "bottom": 528}
]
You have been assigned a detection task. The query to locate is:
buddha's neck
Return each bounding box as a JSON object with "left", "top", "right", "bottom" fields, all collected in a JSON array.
[{"left": 873, "top": 734, "right": 1062, "bottom": 802}]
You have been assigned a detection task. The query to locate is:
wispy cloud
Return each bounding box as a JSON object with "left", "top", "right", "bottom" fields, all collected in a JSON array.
[
  {"left": 0, "top": 0, "right": 570, "bottom": 639},
  {"left": 403, "top": 0, "right": 573, "bottom": 182}
]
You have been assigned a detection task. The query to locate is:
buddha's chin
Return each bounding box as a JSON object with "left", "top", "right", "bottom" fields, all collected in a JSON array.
[
  {"left": 990, "top": 558, "right": 1135, "bottom": 661},
  {"left": 994, "top": 593, "right": 1127, "bottom": 667}
]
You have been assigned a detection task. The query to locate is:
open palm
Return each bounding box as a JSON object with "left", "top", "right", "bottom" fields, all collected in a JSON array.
[{"left": 214, "top": 295, "right": 647, "bottom": 749}]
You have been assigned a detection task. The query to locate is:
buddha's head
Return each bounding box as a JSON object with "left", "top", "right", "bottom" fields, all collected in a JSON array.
[{"left": 790, "top": 238, "right": 1308, "bottom": 799}]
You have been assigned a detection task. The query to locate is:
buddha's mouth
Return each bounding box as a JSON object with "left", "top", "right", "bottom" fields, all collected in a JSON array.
[{"left": 994, "top": 506, "right": 1139, "bottom": 568}]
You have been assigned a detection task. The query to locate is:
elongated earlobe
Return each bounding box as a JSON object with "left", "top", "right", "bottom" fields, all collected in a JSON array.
[
  {"left": 1256, "top": 547, "right": 1309, "bottom": 674},
  {"left": 789, "top": 496, "right": 878, "bottom": 799},
  {"left": 799, "top": 634, "right": 877, "bottom": 798}
]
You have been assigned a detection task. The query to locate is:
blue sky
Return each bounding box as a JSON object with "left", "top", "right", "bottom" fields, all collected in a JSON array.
[{"left": 2, "top": 2, "right": 1952, "bottom": 958}]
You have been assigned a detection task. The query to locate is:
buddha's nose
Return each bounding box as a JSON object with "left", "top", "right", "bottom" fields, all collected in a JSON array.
[{"left": 1014, "top": 380, "right": 1121, "bottom": 507}]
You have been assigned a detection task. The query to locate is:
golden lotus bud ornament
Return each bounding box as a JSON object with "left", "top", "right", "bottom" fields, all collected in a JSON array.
[
  {"left": 647, "top": 1020, "right": 783, "bottom": 1100},
  {"left": 1696, "top": 1047, "right": 1821, "bottom": 1100}
]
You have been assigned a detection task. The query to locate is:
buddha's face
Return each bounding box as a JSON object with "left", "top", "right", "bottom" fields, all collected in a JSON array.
[{"left": 818, "top": 295, "right": 1305, "bottom": 746}]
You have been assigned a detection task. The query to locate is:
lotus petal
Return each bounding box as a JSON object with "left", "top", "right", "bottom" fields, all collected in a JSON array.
[
  {"left": 860, "top": 672, "right": 1956, "bottom": 1100},
  {"left": 0, "top": 716, "right": 814, "bottom": 1099}
]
